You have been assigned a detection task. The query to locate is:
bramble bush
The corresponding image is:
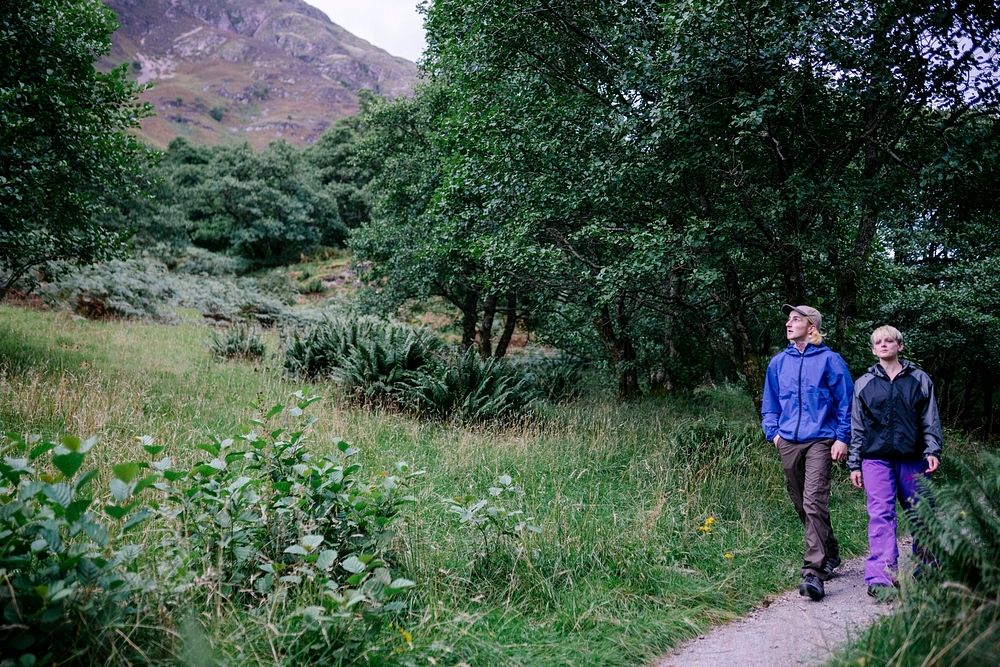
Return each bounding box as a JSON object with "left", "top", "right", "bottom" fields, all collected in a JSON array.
[{"left": 0, "top": 433, "right": 163, "bottom": 664}]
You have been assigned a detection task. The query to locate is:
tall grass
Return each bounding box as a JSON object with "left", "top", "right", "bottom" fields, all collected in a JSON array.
[{"left": 0, "top": 304, "right": 872, "bottom": 666}]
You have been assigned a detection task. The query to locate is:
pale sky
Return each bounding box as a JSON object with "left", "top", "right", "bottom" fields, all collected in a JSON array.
[{"left": 305, "top": 1, "right": 427, "bottom": 63}]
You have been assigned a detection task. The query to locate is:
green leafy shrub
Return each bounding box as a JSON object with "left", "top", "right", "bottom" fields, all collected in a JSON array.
[
  {"left": 210, "top": 321, "right": 266, "bottom": 360},
  {"left": 0, "top": 395, "right": 423, "bottom": 665},
  {"left": 157, "top": 392, "right": 422, "bottom": 648},
  {"left": 0, "top": 433, "right": 163, "bottom": 665}
]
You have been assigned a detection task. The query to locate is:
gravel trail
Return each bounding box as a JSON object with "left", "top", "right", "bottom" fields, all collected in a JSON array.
[{"left": 652, "top": 555, "right": 896, "bottom": 667}]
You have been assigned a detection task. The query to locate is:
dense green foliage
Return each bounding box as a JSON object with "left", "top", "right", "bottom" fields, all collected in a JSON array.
[
  {"left": 0, "top": 0, "right": 151, "bottom": 297},
  {"left": 143, "top": 139, "right": 344, "bottom": 267},
  {"left": 355, "top": 0, "right": 1000, "bottom": 431}
]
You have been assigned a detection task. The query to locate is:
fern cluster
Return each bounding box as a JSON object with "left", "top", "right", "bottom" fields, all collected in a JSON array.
[
  {"left": 210, "top": 321, "right": 266, "bottom": 361},
  {"left": 284, "top": 318, "right": 581, "bottom": 423},
  {"left": 406, "top": 347, "right": 538, "bottom": 422},
  {"left": 912, "top": 453, "right": 1000, "bottom": 592}
]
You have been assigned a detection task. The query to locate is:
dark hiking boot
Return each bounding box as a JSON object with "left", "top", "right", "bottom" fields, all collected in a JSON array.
[
  {"left": 799, "top": 574, "right": 825, "bottom": 601},
  {"left": 821, "top": 556, "right": 842, "bottom": 581}
]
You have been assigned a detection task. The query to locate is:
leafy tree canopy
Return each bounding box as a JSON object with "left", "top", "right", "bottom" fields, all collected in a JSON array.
[{"left": 0, "top": 0, "right": 152, "bottom": 297}]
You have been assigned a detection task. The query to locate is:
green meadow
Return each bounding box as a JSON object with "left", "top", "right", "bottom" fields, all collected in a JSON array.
[{"left": 0, "top": 304, "right": 873, "bottom": 665}]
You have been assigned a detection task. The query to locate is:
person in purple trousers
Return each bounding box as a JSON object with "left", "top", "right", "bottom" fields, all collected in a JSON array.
[{"left": 848, "top": 325, "right": 943, "bottom": 599}]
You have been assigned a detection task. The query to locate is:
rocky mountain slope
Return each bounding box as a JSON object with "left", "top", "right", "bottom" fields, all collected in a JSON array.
[{"left": 103, "top": 0, "right": 419, "bottom": 148}]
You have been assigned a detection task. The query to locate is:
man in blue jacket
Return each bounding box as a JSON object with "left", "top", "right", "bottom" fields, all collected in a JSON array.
[{"left": 761, "top": 304, "right": 853, "bottom": 602}]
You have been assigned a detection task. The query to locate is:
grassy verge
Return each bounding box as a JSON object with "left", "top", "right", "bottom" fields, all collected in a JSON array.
[{"left": 0, "top": 304, "right": 870, "bottom": 666}]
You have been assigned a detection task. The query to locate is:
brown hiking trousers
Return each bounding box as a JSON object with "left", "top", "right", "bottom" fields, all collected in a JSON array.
[{"left": 777, "top": 437, "right": 840, "bottom": 578}]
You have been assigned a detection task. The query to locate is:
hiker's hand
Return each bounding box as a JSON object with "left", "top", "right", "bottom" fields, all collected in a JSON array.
[
  {"left": 772, "top": 435, "right": 781, "bottom": 446},
  {"left": 850, "top": 470, "right": 863, "bottom": 488},
  {"left": 926, "top": 455, "right": 940, "bottom": 473},
  {"left": 831, "top": 440, "right": 848, "bottom": 461}
]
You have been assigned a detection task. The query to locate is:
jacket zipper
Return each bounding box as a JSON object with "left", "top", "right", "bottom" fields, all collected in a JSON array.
[{"left": 795, "top": 350, "right": 804, "bottom": 442}]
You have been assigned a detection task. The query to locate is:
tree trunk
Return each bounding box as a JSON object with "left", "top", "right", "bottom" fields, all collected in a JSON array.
[
  {"left": 835, "top": 100, "right": 882, "bottom": 344},
  {"left": 477, "top": 294, "right": 497, "bottom": 358},
  {"left": 722, "top": 262, "right": 767, "bottom": 410},
  {"left": 494, "top": 293, "right": 518, "bottom": 358},
  {"left": 592, "top": 300, "right": 639, "bottom": 399},
  {"left": 460, "top": 289, "right": 480, "bottom": 351}
]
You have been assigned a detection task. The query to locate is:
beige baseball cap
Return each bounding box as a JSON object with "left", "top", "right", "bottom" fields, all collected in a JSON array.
[{"left": 781, "top": 304, "right": 823, "bottom": 333}]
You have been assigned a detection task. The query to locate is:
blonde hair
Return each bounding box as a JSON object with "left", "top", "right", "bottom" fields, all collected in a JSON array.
[
  {"left": 870, "top": 325, "right": 903, "bottom": 346},
  {"left": 807, "top": 329, "right": 825, "bottom": 346}
]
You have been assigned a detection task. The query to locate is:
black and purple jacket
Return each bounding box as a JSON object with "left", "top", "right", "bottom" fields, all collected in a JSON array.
[{"left": 848, "top": 360, "right": 943, "bottom": 471}]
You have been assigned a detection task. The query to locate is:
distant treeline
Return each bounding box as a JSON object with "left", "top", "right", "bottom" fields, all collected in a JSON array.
[{"left": 104, "top": 116, "right": 371, "bottom": 269}]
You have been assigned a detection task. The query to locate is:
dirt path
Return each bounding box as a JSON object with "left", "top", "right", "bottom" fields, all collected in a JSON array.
[{"left": 652, "top": 555, "right": 895, "bottom": 667}]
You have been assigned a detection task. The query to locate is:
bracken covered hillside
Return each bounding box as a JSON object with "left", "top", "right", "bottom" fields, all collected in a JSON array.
[{"left": 103, "top": 0, "right": 419, "bottom": 148}]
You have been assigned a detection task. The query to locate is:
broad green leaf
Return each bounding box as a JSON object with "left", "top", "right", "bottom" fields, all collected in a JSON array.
[
  {"left": 109, "top": 478, "right": 131, "bottom": 502},
  {"left": 80, "top": 519, "right": 108, "bottom": 547},
  {"left": 60, "top": 435, "right": 82, "bottom": 452},
  {"left": 316, "top": 549, "right": 338, "bottom": 570},
  {"left": 112, "top": 463, "right": 141, "bottom": 483},
  {"left": 341, "top": 555, "right": 366, "bottom": 573},
  {"left": 53, "top": 452, "right": 84, "bottom": 479},
  {"left": 122, "top": 509, "right": 150, "bottom": 533},
  {"left": 388, "top": 577, "right": 415, "bottom": 591},
  {"left": 300, "top": 534, "right": 324, "bottom": 550},
  {"left": 196, "top": 443, "right": 220, "bottom": 457},
  {"left": 75, "top": 469, "right": 98, "bottom": 491},
  {"left": 66, "top": 497, "right": 92, "bottom": 522},
  {"left": 42, "top": 483, "right": 72, "bottom": 507},
  {"left": 134, "top": 475, "right": 158, "bottom": 494},
  {"left": 28, "top": 441, "right": 55, "bottom": 461}
]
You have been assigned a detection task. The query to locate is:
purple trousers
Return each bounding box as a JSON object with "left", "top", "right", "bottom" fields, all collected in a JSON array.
[{"left": 862, "top": 458, "right": 929, "bottom": 586}]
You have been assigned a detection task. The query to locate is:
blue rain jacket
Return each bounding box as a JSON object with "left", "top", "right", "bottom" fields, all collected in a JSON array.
[{"left": 761, "top": 343, "right": 853, "bottom": 444}]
